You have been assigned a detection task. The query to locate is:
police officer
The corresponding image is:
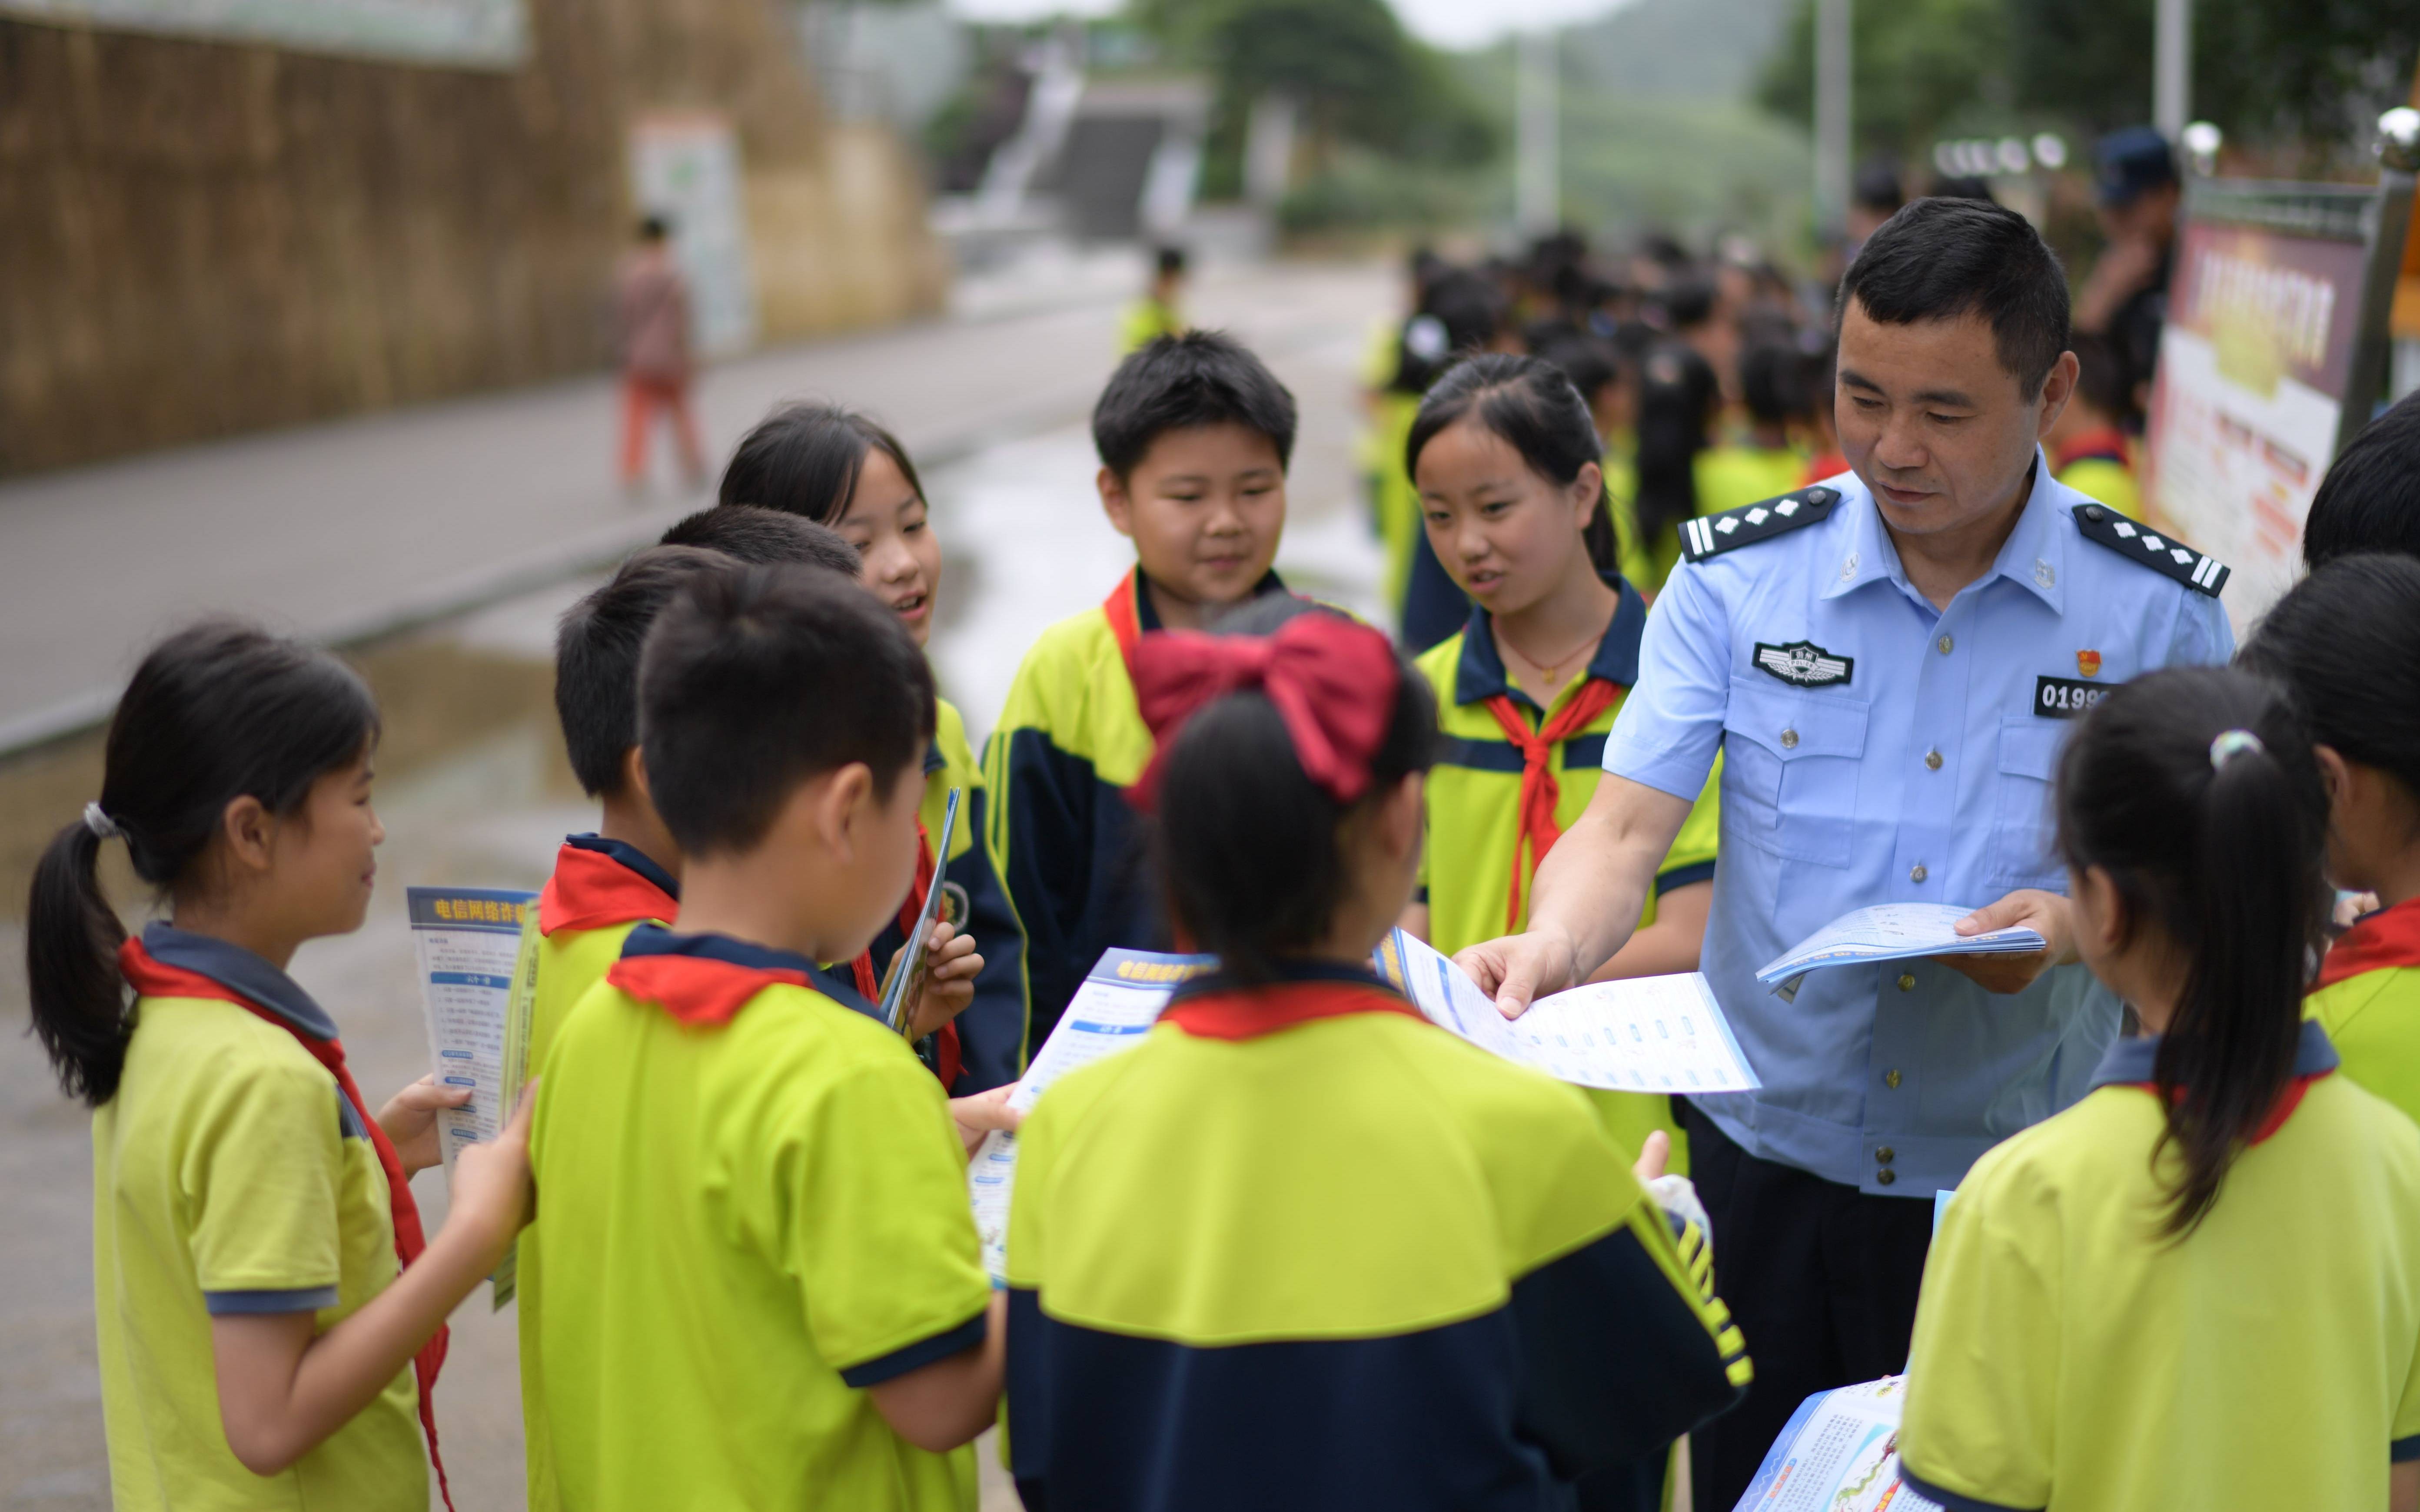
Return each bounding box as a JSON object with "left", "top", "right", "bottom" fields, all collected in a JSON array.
[{"left": 1456, "top": 197, "right": 2232, "bottom": 1510}]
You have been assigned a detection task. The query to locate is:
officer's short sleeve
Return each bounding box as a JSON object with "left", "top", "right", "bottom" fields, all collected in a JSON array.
[
  {"left": 1655, "top": 757, "right": 1722, "bottom": 893},
  {"left": 190, "top": 1051, "right": 347, "bottom": 1313},
  {"left": 1898, "top": 1150, "right": 2059, "bottom": 1510},
  {"left": 784, "top": 1054, "right": 991, "bottom": 1386},
  {"left": 2165, "top": 584, "right": 2235, "bottom": 669},
  {"left": 1603, "top": 565, "right": 1730, "bottom": 801}
]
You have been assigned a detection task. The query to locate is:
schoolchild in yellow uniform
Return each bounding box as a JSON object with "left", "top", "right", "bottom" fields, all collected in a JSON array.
[
  {"left": 1624, "top": 341, "right": 1721, "bottom": 597},
  {"left": 528, "top": 564, "right": 1006, "bottom": 1512},
  {"left": 1119, "top": 245, "right": 1189, "bottom": 354},
  {"left": 1385, "top": 270, "right": 1513, "bottom": 650},
  {"left": 1693, "top": 336, "right": 1809, "bottom": 518},
  {"left": 717, "top": 405, "right": 1027, "bottom": 1089},
  {"left": 1900, "top": 666, "right": 2420, "bottom": 1512},
  {"left": 27, "top": 623, "right": 532, "bottom": 1512},
  {"left": 1004, "top": 602, "right": 1751, "bottom": 1512},
  {"left": 985, "top": 330, "right": 1301, "bottom": 1048},
  {"left": 1399, "top": 352, "right": 1721, "bottom": 1181},
  {"left": 2044, "top": 333, "right": 2143, "bottom": 521},
  {"left": 2241, "top": 554, "right": 2420, "bottom": 1126}
]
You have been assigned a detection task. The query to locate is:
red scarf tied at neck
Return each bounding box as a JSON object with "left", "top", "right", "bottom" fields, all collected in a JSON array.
[
  {"left": 1484, "top": 678, "right": 1625, "bottom": 932},
  {"left": 1127, "top": 613, "right": 1401, "bottom": 811}
]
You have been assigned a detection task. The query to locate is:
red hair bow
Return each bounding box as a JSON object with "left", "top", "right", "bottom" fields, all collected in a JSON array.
[{"left": 1129, "top": 613, "right": 1400, "bottom": 809}]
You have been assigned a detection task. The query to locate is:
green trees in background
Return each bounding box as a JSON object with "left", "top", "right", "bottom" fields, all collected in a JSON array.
[{"left": 1761, "top": 0, "right": 2420, "bottom": 165}]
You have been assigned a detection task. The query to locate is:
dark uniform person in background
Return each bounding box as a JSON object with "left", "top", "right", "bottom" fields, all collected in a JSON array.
[
  {"left": 1452, "top": 199, "right": 2234, "bottom": 1511},
  {"left": 2075, "top": 127, "right": 2183, "bottom": 420}
]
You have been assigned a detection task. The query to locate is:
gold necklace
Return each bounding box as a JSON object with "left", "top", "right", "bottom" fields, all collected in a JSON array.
[{"left": 1497, "top": 614, "right": 1610, "bottom": 692}]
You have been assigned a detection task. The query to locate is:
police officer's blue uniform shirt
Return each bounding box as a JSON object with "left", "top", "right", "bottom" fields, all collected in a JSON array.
[{"left": 1602, "top": 454, "right": 2234, "bottom": 1196}]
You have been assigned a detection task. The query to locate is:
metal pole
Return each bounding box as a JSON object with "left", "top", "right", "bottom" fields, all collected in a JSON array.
[
  {"left": 1814, "top": 0, "right": 1852, "bottom": 239},
  {"left": 1516, "top": 29, "right": 1559, "bottom": 235},
  {"left": 2154, "top": 0, "right": 2191, "bottom": 140},
  {"left": 2338, "top": 109, "right": 2420, "bottom": 454}
]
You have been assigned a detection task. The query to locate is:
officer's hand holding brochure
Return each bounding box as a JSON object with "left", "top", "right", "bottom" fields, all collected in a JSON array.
[
  {"left": 968, "top": 935, "right": 1761, "bottom": 1282},
  {"left": 1730, "top": 1376, "right": 1941, "bottom": 1512},
  {"left": 1756, "top": 902, "right": 2046, "bottom": 998}
]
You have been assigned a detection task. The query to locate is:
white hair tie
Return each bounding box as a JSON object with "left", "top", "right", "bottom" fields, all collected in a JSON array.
[
  {"left": 2209, "top": 729, "right": 2265, "bottom": 770},
  {"left": 82, "top": 802, "right": 122, "bottom": 840}
]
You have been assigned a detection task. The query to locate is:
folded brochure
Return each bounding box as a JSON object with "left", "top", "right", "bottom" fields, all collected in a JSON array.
[
  {"left": 1757, "top": 902, "right": 2044, "bottom": 996},
  {"left": 969, "top": 937, "right": 1760, "bottom": 1280},
  {"left": 875, "top": 787, "right": 961, "bottom": 1034},
  {"left": 1732, "top": 1375, "right": 1941, "bottom": 1512}
]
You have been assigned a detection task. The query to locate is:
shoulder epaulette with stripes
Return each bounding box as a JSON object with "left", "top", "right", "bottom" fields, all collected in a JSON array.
[
  {"left": 1678, "top": 485, "right": 1841, "bottom": 563},
  {"left": 2071, "top": 503, "right": 2229, "bottom": 597}
]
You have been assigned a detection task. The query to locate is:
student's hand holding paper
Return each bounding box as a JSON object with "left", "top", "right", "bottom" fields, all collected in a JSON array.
[
  {"left": 1939, "top": 889, "right": 2077, "bottom": 994},
  {"left": 949, "top": 1084, "right": 1023, "bottom": 1154},
  {"left": 376, "top": 1074, "right": 474, "bottom": 1176},
  {"left": 904, "top": 921, "right": 984, "bottom": 1039}
]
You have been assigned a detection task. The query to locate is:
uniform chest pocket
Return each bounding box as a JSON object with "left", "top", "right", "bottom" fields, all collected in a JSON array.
[
  {"left": 1989, "top": 717, "right": 2069, "bottom": 890},
  {"left": 1720, "top": 676, "right": 1870, "bottom": 867}
]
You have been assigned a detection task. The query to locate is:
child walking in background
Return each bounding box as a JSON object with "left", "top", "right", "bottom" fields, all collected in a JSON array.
[
  {"left": 1003, "top": 602, "right": 1749, "bottom": 1512},
  {"left": 1899, "top": 665, "right": 2420, "bottom": 1512},
  {"left": 717, "top": 404, "right": 1029, "bottom": 1088},
  {"left": 615, "top": 215, "right": 706, "bottom": 492},
  {"left": 2240, "top": 554, "right": 2420, "bottom": 1127},
  {"left": 986, "top": 331, "right": 1302, "bottom": 1050},
  {"left": 528, "top": 564, "right": 1002, "bottom": 1512},
  {"left": 25, "top": 622, "right": 532, "bottom": 1511}
]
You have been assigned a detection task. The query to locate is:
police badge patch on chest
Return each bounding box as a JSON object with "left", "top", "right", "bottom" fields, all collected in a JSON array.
[{"left": 1754, "top": 640, "right": 1855, "bottom": 688}]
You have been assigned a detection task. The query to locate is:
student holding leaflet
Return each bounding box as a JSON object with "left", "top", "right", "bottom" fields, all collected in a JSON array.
[{"left": 1454, "top": 198, "right": 2234, "bottom": 1510}]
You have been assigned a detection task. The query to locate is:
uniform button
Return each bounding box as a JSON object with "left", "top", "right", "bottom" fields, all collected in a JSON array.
[
  {"left": 1897, "top": 973, "right": 1916, "bottom": 991},
  {"left": 1924, "top": 749, "right": 1943, "bottom": 770},
  {"left": 1937, "top": 634, "right": 1955, "bottom": 655},
  {"left": 1876, "top": 1146, "right": 1895, "bottom": 1162},
  {"left": 1910, "top": 863, "right": 1928, "bottom": 882},
  {"left": 1876, "top": 1168, "right": 1898, "bottom": 1186},
  {"left": 1885, "top": 1068, "right": 1903, "bottom": 1088},
  {"left": 1780, "top": 728, "right": 1799, "bottom": 749}
]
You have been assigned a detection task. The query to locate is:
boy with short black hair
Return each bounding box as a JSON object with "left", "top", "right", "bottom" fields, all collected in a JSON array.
[
  {"left": 984, "top": 330, "right": 1300, "bottom": 1047},
  {"left": 660, "top": 502, "right": 862, "bottom": 574},
  {"left": 530, "top": 564, "right": 1001, "bottom": 1512},
  {"left": 2304, "top": 389, "right": 2420, "bottom": 569}
]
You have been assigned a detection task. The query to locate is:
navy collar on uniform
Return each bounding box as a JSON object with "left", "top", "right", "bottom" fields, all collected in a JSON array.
[
  {"left": 1133, "top": 568, "right": 1289, "bottom": 633},
  {"left": 922, "top": 740, "right": 946, "bottom": 777},
  {"left": 2088, "top": 1018, "right": 2339, "bottom": 1091},
  {"left": 565, "top": 832, "right": 681, "bottom": 901},
  {"left": 1170, "top": 956, "right": 1395, "bottom": 1005},
  {"left": 1451, "top": 570, "right": 1646, "bottom": 709},
  {"left": 1821, "top": 451, "right": 2067, "bottom": 615},
  {"left": 140, "top": 921, "right": 338, "bottom": 1040},
  {"left": 620, "top": 921, "right": 820, "bottom": 978}
]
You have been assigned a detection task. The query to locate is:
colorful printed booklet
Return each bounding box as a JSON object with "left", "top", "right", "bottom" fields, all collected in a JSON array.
[{"left": 1732, "top": 1376, "right": 1943, "bottom": 1512}]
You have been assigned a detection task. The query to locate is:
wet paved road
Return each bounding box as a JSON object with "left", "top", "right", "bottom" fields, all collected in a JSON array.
[{"left": 0, "top": 256, "right": 1391, "bottom": 1510}]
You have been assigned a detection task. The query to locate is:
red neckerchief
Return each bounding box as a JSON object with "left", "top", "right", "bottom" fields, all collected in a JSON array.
[
  {"left": 118, "top": 937, "right": 456, "bottom": 1512},
  {"left": 1162, "top": 979, "right": 1424, "bottom": 1041},
  {"left": 2314, "top": 896, "right": 2420, "bottom": 992},
  {"left": 1103, "top": 566, "right": 1145, "bottom": 681},
  {"left": 848, "top": 825, "right": 963, "bottom": 1086},
  {"left": 1800, "top": 452, "right": 1847, "bottom": 488},
  {"left": 1483, "top": 677, "right": 1625, "bottom": 932},
  {"left": 2115, "top": 1071, "right": 2334, "bottom": 1146},
  {"left": 536, "top": 842, "right": 678, "bottom": 937},
  {"left": 604, "top": 952, "right": 810, "bottom": 1028},
  {"left": 2052, "top": 426, "right": 2133, "bottom": 474}
]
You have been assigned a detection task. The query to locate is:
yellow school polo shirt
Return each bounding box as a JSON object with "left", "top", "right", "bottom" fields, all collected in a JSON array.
[
  {"left": 529, "top": 925, "right": 991, "bottom": 1512},
  {"left": 1694, "top": 445, "right": 1808, "bottom": 520},
  {"left": 1414, "top": 578, "right": 1722, "bottom": 1168},
  {"left": 1901, "top": 1021, "right": 2420, "bottom": 1511},
  {"left": 96, "top": 928, "right": 425, "bottom": 1512},
  {"left": 2307, "top": 898, "right": 2420, "bottom": 1130}
]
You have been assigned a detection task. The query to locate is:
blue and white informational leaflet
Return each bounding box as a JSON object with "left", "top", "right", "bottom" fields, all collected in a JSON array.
[
  {"left": 1732, "top": 1376, "right": 1942, "bottom": 1512},
  {"left": 407, "top": 886, "right": 538, "bottom": 1164},
  {"left": 968, "top": 948, "right": 1213, "bottom": 1281},
  {"left": 1756, "top": 903, "right": 2044, "bottom": 995},
  {"left": 1373, "top": 928, "right": 1759, "bottom": 1095}
]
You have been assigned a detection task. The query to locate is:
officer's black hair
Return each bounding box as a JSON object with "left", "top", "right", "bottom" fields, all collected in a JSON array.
[
  {"left": 719, "top": 403, "right": 930, "bottom": 533},
  {"left": 661, "top": 504, "right": 861, "bottom": 575},
  {"left": 1092, "top": 330, "right": 1298, "bottom": 481},
  {"left": 1405, "top": 353, "right": 1621, "bottom": 577},
  {"left": 2055, "top": 665, "right": 2330, "bottom": 1238},
  {"left": 1838, "top": 197, "right": 2070, "bottom": 397},
  {"left": 1633, "top": 341, "right": 1719, "bottom": 552},
  {"left": 555, "top": 545, "right": 736, "bottom": 799},
  {"left": 638, "top": 563, "right": 934, "bottom": 858},
  {"left": 1740, "top": 336, "right": 1813, "bottom": 427},
  {"left": 1153, "top": 598, "right": 1438, "bottom": 986},
  {"left": 27, "top": 622, "right": 379, "bottom": 1105},
  {"left": 2240, "top": 553, "right": 2420, "bottom": 810},
  {"left": 2302, "top": 390, "right": 2420, "bottom": 569}
]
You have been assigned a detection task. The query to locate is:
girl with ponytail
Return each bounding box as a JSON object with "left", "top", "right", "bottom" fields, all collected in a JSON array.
[
  {"left": 26, "top": 621, "right": 532, "bottom": 1510},
  {"left": 1001, "top": 601, "right": 1749, "bottom": 1512},
  {"left": 1400, "top": 351, "right": 1722, "bottom": 1184},
  {"left": 1899, "top": 665, "right": 2420, "bottom": 1512}
]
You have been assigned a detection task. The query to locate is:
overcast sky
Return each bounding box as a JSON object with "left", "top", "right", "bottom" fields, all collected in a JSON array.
[{"left": 945, "top": 0, "right": 1631, "bottom": 50}]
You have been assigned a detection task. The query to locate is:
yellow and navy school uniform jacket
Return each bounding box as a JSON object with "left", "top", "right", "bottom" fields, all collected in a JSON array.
[
  {"left": 2052, "top": 426, "right": 2145, "bottom": 522},
  {"left": 985, "top": 565, "right": 1293, "bottom": 1050},
  {"left": 2307, "top": 896, "right": 2420, "bottom": 1130},
  {"left": 1901, "top": 1020, "right": 2420, "bottom": 1512},
  {"left": 1004, "top": 962, "right": 1750, "bottom": 1511},
  {"left": 859, "top": 698, "right": 1030, "bottom": 1092},
  {"left": 1414, "top": 575, "right": 1723, "bottom": 1168}
]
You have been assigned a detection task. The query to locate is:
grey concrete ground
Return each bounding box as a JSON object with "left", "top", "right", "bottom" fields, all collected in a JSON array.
[{"left": 0, "top": 255, "right": 1392, "bottom": 1510}]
